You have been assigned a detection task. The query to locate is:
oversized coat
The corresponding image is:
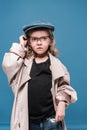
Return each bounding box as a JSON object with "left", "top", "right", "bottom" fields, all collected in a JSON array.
[{"left": 2, "top": 43, "right": 77, "bottom": 130}]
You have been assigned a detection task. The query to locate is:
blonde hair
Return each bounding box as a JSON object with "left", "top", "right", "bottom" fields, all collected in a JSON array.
[{"left": 25, "top": 28, "right": 59, "bottom": 58}]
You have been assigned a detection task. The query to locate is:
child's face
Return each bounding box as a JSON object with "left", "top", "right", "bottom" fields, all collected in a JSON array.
[{"left": 28, "top": 30, "right": 51, "bottom": 56}]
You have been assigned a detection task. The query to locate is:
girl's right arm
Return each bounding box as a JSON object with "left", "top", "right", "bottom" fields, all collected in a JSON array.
[{"left": 2, "top": 35, "right": 28, "bottom": 88}]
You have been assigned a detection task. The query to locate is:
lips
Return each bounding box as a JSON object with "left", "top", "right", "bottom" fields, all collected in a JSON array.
[{"left": 37, "top": 47, "right": 43, "bottom": 50}]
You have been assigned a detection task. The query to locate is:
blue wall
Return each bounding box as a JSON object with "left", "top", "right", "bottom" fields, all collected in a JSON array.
[{"left": 0, "top": 0, "right": 87, "bottom": 129}]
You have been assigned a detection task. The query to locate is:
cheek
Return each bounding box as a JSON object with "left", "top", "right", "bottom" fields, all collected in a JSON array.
[
  {"left": 45, "top": 43, "right": 51, "bottom": 48},
  {"left": 29, "top": 43, "right": 35, "bottom": 48},
  {"left": 43, "top": 44, "right": 50, "bottom": 51}
]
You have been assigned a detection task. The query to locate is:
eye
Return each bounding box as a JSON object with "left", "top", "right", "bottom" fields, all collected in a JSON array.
[
  {"left": 41, "top": 36, "right": 48, "bottom": 40},
  {"left": 31, "top": 37, "right": 37, "bottom": 41}
]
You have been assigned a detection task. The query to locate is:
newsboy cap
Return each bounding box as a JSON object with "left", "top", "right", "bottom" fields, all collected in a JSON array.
[{"left": 23, "top": 21, "right": 55, "bottom": 34}]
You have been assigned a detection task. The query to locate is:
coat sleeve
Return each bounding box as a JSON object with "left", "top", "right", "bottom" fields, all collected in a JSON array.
[
  {"left": 2, "top": 43, "right": 26, "bottom": 93},
  {"left": 56, "top": 63, "right": 77, "bottom": 105}
]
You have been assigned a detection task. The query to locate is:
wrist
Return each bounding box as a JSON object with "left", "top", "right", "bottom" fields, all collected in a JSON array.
[{"left": 58, "top": 101, "right": 66, "bottom": 106}]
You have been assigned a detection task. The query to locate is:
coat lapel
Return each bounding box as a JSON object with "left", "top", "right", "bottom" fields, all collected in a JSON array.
[
  {"left": 49, "top": 53, "right": 65, "bottom": 80},
  {"left": 19, "top": 57, "right": 33, "bottom": 88}
]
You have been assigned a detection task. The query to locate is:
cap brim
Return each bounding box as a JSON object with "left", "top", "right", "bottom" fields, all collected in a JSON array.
[{"left": 23, "top": 24, "right": 54, "bottom": 34}]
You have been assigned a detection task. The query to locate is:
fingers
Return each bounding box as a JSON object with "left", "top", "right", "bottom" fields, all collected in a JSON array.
[
  {"left": 55, "top": 113, "right": 65, "bottom": 122},
  {"left": 19, "top": 35, "right": 28, "bottom": 47}
]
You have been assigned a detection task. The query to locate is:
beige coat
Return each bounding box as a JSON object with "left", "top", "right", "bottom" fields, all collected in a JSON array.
[{"left": 2, "top": 43, "right": 77, "bottom": 130}]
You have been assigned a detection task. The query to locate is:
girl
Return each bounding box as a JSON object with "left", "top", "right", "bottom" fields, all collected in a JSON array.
[{"left": 2, "top": 21, "right": 77, "bottom": 130}]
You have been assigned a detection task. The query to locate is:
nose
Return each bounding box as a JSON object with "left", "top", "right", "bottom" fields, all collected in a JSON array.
[{"left": 37, "top": 39, "right": 42, "bottom": 45}]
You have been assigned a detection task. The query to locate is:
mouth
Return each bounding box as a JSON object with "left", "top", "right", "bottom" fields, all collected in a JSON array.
[{"left": 37, "top": 47, "right": 43, "bottom": 50}]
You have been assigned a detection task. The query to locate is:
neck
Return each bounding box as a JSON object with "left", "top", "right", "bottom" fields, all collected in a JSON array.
[{"left": 34, "top": 53, "right": 49, "bottom": 63}]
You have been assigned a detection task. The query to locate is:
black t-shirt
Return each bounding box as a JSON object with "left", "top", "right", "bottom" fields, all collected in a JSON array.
[{"left": 28, "top": 58, "right": 55, "bottom": 123}]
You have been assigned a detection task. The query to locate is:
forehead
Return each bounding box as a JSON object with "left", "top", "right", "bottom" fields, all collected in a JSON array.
[{"left": 29, "top": 30, "right": 48, "bottom": 37}]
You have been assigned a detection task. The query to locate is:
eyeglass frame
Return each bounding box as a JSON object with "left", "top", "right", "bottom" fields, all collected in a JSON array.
[{"left": 28, "top": 35, "right": 50, "bottom": 43}]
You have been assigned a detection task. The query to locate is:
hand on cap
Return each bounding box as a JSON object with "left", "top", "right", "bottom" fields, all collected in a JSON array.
[{"left": 19, "top": 35, "right": 28, "bottom": 47}]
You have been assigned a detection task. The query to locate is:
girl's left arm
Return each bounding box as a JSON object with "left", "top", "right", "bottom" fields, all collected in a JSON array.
[
  {"left": 55, "top": 64, "right": 77, "bottom": 122},
  {"left": 56, "top": 63, "right": 77, "bottom": 105}
]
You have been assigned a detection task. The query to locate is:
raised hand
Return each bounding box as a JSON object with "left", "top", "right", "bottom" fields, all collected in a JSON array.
[{"left": 19, "top": 35, "right": 28, "bottom": 47}]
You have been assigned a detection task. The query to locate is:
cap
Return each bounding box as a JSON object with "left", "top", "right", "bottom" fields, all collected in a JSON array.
[{"left": 23, "top": 21, "right": 55, "bottom": 34}]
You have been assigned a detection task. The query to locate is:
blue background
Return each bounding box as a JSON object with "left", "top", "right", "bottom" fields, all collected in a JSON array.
[{"left": 0, "top": 0, "right": 87, "bottom": 130}]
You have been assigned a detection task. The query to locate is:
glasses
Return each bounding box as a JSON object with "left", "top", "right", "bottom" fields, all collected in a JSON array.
[{"left": 29, "top": 36, "right": 50, "bottom": 43}]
